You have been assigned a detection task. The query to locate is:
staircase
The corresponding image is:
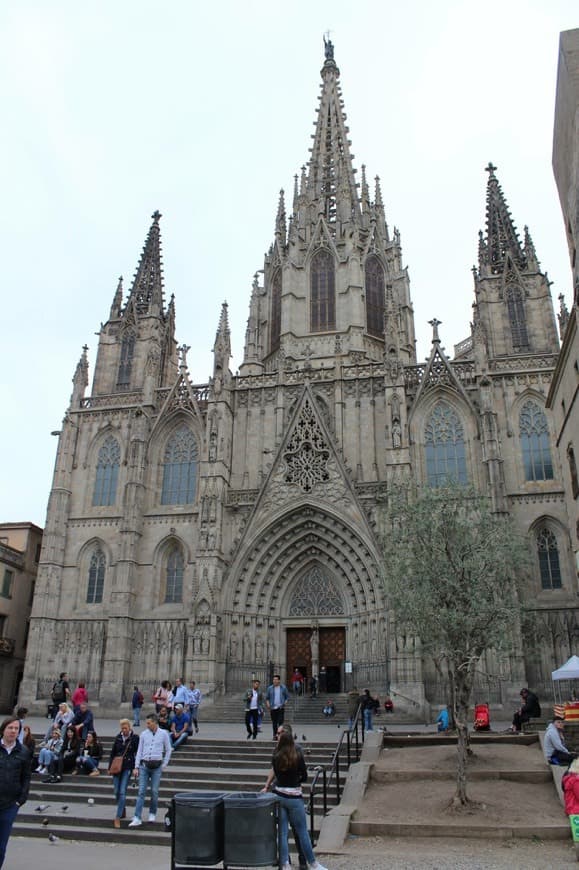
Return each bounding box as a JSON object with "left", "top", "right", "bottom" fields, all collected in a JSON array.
[
  {"left": 207, "top": 693, "right": 424, "bottom": 725},
  {"left": 14, "top": 733, "right": 345, "bottom": 847}
]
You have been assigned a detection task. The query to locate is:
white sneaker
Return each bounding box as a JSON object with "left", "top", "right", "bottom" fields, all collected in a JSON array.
[
  {"left": 40, "top": 767, "right": 48, "bottom": 774},
  {"left": 308, "top": 863, "right": 328, "bottom": 870},
  {"left": 282, "top": 864, "right": 291, "bottom": 870},
  {"left": 128, "top": 817, "right": 142, "bottom": 827},
  {"left": 148, "top": 813, "right": 156, "bottom": 823}
]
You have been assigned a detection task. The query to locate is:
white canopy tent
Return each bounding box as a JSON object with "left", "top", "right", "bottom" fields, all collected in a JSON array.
[{"left": 551, "top": 656, "right": 579, "bottom": 705}]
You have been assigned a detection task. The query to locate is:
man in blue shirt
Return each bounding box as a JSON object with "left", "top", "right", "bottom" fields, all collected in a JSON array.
[
  {"left": 265, "top": 674, "right": 289, "bottom": 739},
  {"left": 170, "top": 704, "right": 190, "bottom": 749}
]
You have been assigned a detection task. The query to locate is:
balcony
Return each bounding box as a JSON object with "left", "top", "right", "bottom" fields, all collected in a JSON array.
[{"left": 0, "top": 637, "right": 15, "bottom": 656}]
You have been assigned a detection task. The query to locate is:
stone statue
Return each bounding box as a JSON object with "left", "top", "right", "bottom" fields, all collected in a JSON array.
[
  {"left": 392, "top": 420, "right": 402, "bottom": 449},
  {"left": 324, "top": 34, "right": 334, "bottom": 61},
  {"left": 310, "top": 624, "right": 319, "bottom": 677}
]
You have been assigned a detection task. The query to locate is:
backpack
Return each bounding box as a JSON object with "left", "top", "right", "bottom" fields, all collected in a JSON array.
[{"left": 51, "top": 680, "right": 65, "bottom": 703}]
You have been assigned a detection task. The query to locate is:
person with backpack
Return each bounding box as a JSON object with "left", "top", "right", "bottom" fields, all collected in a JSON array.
[
  {"left": 50, "top": 672, "right": 70, "bottom": 717},
  {"left": 131, "top": 686, "right": 144, "bottom": 727}
]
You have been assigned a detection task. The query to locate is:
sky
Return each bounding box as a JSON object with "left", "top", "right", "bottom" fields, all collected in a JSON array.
[{"left": 0, "top": 0, "right": 577, "bottom": 528}]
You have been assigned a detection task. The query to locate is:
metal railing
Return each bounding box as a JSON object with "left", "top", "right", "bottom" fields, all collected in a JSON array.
[{"left": 307, "top": 704, "right": 363, "bottom": 842}]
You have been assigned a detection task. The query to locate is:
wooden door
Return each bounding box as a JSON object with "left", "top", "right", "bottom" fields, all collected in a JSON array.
[{"left": 286, "top": 628, "right": 311, "bottom": 684}]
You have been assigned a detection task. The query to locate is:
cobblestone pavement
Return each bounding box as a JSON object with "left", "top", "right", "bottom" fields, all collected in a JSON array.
[{"left": 7, "top": 835, "right": 579, "bottom": 870}]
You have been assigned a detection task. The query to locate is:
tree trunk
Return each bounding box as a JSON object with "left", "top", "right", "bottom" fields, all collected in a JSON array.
[{"left": 452, "top": 670, "right": 473, "bottom": 806}]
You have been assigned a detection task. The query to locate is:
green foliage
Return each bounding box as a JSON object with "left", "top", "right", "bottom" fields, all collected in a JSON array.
[{"left": 382, "top": 483, "right": 529, "bottom": 668}]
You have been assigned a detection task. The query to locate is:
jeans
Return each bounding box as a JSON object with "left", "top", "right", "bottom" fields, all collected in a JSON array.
[
  {"left": 113, "top": 768, "right": 131, "bottom": 819},
  {"left": 245, "top": 709, "right": 259, "bottom": 737},
  {"left": 189, "top": 706, "right": 199, "bottom": 732},
  {"left": 171, "top": 732, "right": 188, "bottom": 749},
  {"left": 133, "top": 706, "right": 142, "bottom": 727},
  {"left": 363, "top": 708, "right": 373, "bottom": 731},
  {"left": 77, "top": 756, "right": 99, "bottom": 773},
  {"left": 270, "top": 707, "right": 285, "bottom": 738},
  {"left": 38, "top": 748, "right": 57, "bottom": 767},
  {"left": 0, "top": 803, "right": 18, "bottom": 869},
  {"left": 134, "top": 764, "right": 163, "bottom": 819},
  {"left": 275, "top": 792, "right": 315, "bottom": 866}
]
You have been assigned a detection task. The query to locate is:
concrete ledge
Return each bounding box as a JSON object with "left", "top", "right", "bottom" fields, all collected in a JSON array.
[
  {"left": 316, "top": 760, "right": 374, "bottom": 852},
  {"left": 372, "top": 769, "right": 551, "bottom": 783},
  {"left": 349, "top": 820, "right": 570, "bottom": 840}
]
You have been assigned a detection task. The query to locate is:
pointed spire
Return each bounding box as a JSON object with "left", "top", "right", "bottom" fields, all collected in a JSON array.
[
  {"left": 360, "top": 165, "right": 370, "bottom": 213},
  {"left": 558, "top": 293, "right": 570, "bottom": 338},
  {"left": 213, "top": 301, "right": 231, "bottom": 379},
  {"left": 481, "top": 163, "right": 525, "bottom": 275},
  {"left": 304, "top": 37, "right": 361, "bottom": 229},
  {"left": 126, "top": 210, "right": 165, "bottom": 316},
  {"left": 275, "top": 189, "right": 287, "bottom": 245},
  {"left": 523, "top": 224, "right": 539, "bottom": 267},
  {"left": 70, "top": 344, "right": 89, "bottom": 405},
  {"left": 109, "top": 276, "right": 123, "bottom": 320}
]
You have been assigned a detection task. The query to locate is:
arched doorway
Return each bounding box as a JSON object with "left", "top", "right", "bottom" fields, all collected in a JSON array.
[{"left": 286, "top": 626, "right": 345, "bottom": 692}]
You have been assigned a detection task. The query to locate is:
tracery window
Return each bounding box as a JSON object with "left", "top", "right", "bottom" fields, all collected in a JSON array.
[
  {"left": 165, "top": 544, "right": 184, "bottom": 603},
  {"left": 289, "top": 564, "right": 345, "bottom": 616},
  {"left": 519, "top": 401, "right": 553, "bottom": 481},
  {"left": 424, "top": 401, "right": 468, "bottom": 487},
  {"left": 365, "top": 256, "right": 385, "bottom": 338},
  {"left": 270, "top": 268, "right": 282, "bottom": 352},
  {"left": 92, "top": 436, "right": 121, "bottom": 506},
  {"left": 284, "top": 399, "right": 330, "bottom": 492},
  {"left": 310, "top": 249, "right": 335, "bottom": 333},
  {"left": 116, "top": 331, "right": 136, "bottom": 390},
  {"left": 537, "top": 528, "right": 562, "bottom": 590},
  {"left": 506, "top": 286, "right": 529, "bottom": 351},
  {"left": 161, "top": 425, "right": 198, "bottom": 505},
  {"left": 87, "top": 548, "right": 105, "bottom": 604}
]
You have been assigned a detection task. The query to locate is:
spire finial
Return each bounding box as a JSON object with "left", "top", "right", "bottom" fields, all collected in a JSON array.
[
  {"left": 485, "top": 162, "right": 497, "bottom": 178},
  {"left": 178, "top": 343, "right": 190, "bottom": 371},
  {"left": 323, "top": 32, "right": 334, "bottom": 61},
  {"left": 428, "top": 318, "right": 442, "bottom": 343}
]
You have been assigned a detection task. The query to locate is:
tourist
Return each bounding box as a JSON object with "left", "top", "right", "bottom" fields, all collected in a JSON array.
[
  {"left": 186, "top": 680, "right": 202, "bottom": 734},
  {"left": 44, "top": 701, "right": 73, "bottom": 741},
  {"left": 108, "top": 718, "right": 139, "bottom": 829},
  {"left": 71, "top": 701, "right": 95, "bottom": 741},
  {"left": 361, "top": 689, "right": 375, "bottom": 731},
  {"left": 322, "top": 699, "right": 335, "bottom": 718},
  {"left": 544, "top": 716, "right": 577, "bottom": 765},
  {"left": 71, "top": 681, "right": 88, "bottom": 712},
  {"left": 75, "top": 731, "right": 102, "bottom": 776},
  {"left": 511, "top": 687, "right": 541, "bottom": 732},
  {"left": 0, "top": 716, "right": 31, "bottom": 869},
  {"left": 291, "top": 669, "right": 304, "bottom": 696},
  {"left": 261, "top": 727, "right": 328, "bottom": 870},
  {"left": 243, "top": 678, "right": 265, "bottom": 740},
  {"left": 152, "top": 680, "right": 172, "bottom": 713},
  {"left": 436, "top": 707, "right": 450, "bottom": 732},
  {"left": 35, "top": 726, "right": 63, "bottom": 775},
  {"left": 131, "top": 685, "right": 144, "bottom": 727},
  {"left": 170, "top": 703, "right": 190, "bottom": 749},
  {"left": 172, "top": 677, "right": 188, "bottom": 707},
  {"left": 157, "top": 706, "right": 171, "bottom": 731},
  {"left": 266, "top": 674, "right": 290, "bottom": 739},
  {"left": 129, "top": 713, "right": 172, "bottom": 827}
]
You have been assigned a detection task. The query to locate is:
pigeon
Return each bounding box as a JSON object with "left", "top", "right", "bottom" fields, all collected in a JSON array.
[
  {"left": 61, "top": 806, "right": 69, "bottom": 813},
  {"left": 42, "top": 818, "right": 49, "bottom": 826},
  {"left": 48, "top": 833, "right": 59, "bottom": 844},
  {"left": 301, "top": 734, "right": 307, "bottom": 742},
  {"left": 35, "top": 805, "right": 49, "bottom": 813}
]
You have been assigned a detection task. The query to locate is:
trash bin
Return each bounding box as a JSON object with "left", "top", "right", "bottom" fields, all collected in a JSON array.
[
  {"left": 223, "top": 791, "right": 279, "bottom": 868},
  {"left": 171, "top": 791, "right": 226, "bottom": 868}
]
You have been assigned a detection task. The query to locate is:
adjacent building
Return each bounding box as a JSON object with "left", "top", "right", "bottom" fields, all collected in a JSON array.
[
  {"left": 0, "top": 523, "right": 42, "bottom": 712},
  {"left": 20, "top": 41, "right": 576, "bottom": 715},
  {"left": 549, "top": 27, "right": 579, "bottom": 585}
]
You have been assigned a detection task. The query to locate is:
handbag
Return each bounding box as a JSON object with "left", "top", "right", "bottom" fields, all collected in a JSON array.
[{"left": 109, "top": 737, "right": 131, "bottom": 775}]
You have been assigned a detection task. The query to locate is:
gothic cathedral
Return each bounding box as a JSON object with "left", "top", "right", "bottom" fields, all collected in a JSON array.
[{"left": 21, "top": 43, "right": 576, "bottom": 714}]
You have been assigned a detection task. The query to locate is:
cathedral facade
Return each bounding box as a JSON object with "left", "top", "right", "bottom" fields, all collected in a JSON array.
[{"left": 21, "top": 44, "right": 577, "bottom": 714}]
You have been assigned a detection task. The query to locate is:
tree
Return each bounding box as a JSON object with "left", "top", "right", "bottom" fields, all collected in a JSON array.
[{"left": 381, "top": 483, "right": 529, "bottom": 807}]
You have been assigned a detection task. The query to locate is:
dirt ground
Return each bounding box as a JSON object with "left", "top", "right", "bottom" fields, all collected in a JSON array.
[{"left": 357, "top": 742, "right": 567, "bottom": 827}]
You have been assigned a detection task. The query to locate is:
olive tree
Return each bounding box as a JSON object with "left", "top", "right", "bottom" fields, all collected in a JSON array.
[{"left": 382, "top": 483, "right": 529, "bottom": 806}]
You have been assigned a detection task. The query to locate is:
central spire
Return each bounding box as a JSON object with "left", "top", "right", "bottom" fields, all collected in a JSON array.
[
  {"left": 480, "top": 163, "right": 526, "bottom": 275},
  {"left": 126, "top": 210, "right": 165, "bottom": 316},
  {"left": 305, "top": 38, "right": 360, "bottom": 227}
]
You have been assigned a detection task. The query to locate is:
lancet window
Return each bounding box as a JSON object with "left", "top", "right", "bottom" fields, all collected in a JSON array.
[
  {"left": 161, "top": 425, "right": 198, "bottom": 505},
  {"left": 424, "top": 402, "right": 468, "bottom": 487},
  {"left": 165, "top": 544, "right": 184, "bottom": 604},
  {"left": 519, "top": 401, "right": 553, "bottom": 481},
  {"left": 537, "top": 527, "right": 562, "bottom": 590},
  {"left": 92, "top": 436, "right": 120, "bottom": 506},
  {"left": 310, "top": 249, "right": 335, "bottom": 333},
  {"left": 365, "top": 256, "right": 385, "bottom": 338},
  {"left": 87, "top": 548, "right": 105, "bottom": 604},
  {"left": 116, "top": 330, "right": 136, "bottom": 390},
  {"left": 506, "top": 285, "right": 529, "bottom": 351},
  {"left": 270, "top": 268, "right": 282, "bottom": 352}
]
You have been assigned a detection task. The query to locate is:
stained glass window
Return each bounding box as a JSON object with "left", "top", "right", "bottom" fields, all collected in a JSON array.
[
  {"left": 506, "top": 286, "right": 529, "bottom": 351},
  {"left": 270, "top": 268, "right": 282, "bottom": 352},
  {"left": 519, "top": 402, "right": 553, "bottom": 481},
  {"left": 311, "top": 249, "right": 335, "bottom": 333},
  {"left": 165, "top": 545, "right": 184, "bottom": 603},
  {"left": 87, "top": 548, "right": 105, "bottom": 604},
  {"left": 537, "top": 528, "right": 562, "bottom": 590},
  {"left": 425, "top": 402, "right": 468, "bottom": 487},
  {"left": 161, "top": 425, "right": 198, "bottom": 505},
  {"left": 365, "top": 256, "right": 385, "bottom": 338},
  {"left": 93, "top": 436, "right": 120, "bottom": 506}
]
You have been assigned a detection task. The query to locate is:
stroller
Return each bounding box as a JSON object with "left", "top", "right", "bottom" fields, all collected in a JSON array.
[{"left": 474, "top": 702, "right": 491, "bottom": 731}]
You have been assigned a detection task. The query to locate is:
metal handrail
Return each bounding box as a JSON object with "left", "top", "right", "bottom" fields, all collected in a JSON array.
[{"left": 307, "top": 704, "right": 363, "bottom": 842}]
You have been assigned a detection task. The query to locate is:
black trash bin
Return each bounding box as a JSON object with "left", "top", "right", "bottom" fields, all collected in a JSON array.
[
  {"left": 171, "top": 790, "right": 226, "bottom": 868},
  {"left": 223, "top": 791, "right": 279, "bottom": 868}
]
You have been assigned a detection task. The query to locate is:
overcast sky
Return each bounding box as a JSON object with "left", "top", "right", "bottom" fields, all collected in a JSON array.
[{"left": 1, "top": 0, "right": 577, "bottom": 528}]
